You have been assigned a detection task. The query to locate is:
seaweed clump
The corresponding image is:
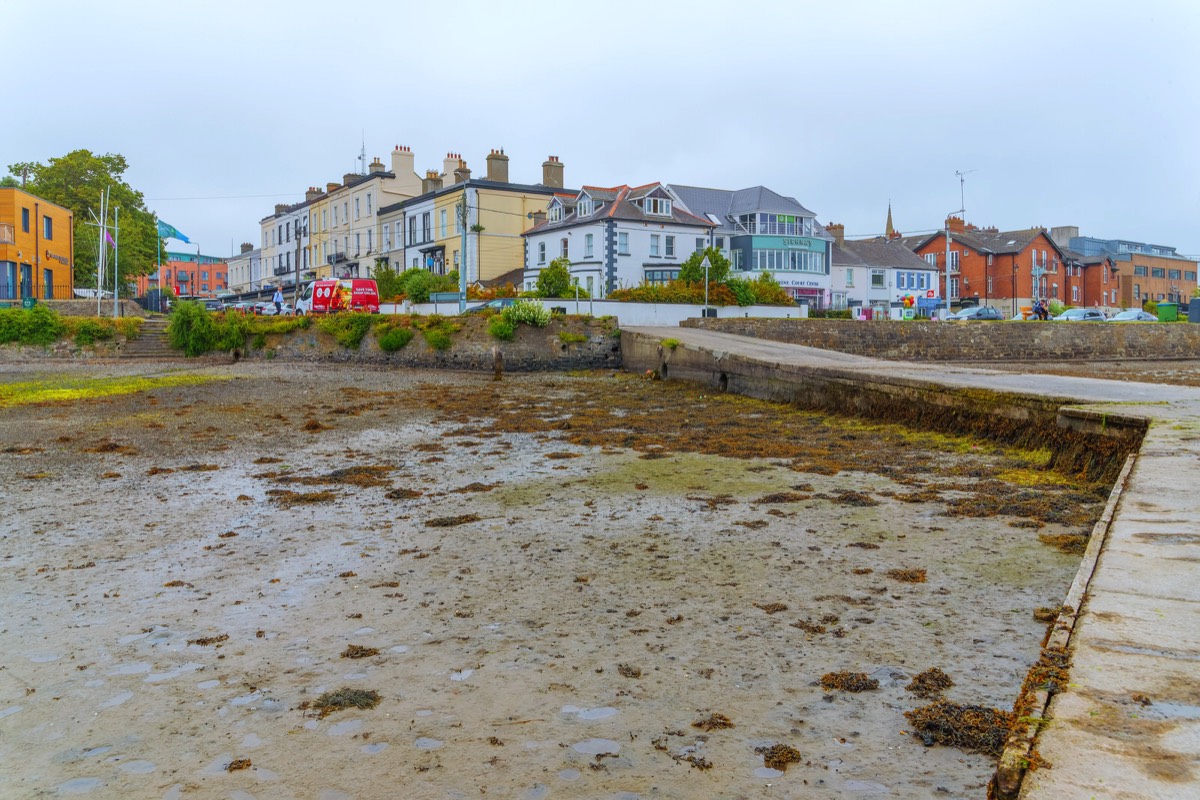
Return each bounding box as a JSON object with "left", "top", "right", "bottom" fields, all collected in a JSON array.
[
  {"left": 311, "top": 687, "right": 382, "bottom": 717},
  {"left": 886, "top": 568, "right": 927, "bottom": 583},
  {"left": 905, "top": 701, "right": 1013, "bottom": 757},
  {"left": 905, "top": 668, "right": 954, "bottom": 699},
  {"left": 341, "top": 644, "right": 380, "bottom": 659},
  {"left": 821, "top": 671, "right": 879, "bottom": 692},
  {"left": 692, "top": 712, "right": 734, "bottom": 731},
  {"left": 756, "top": 744, "right": 802, "bottom": 771}
]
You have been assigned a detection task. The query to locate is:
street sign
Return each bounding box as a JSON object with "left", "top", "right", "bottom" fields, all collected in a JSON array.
[{"left": 926, "top": 290, "right": 935, "bottom": 298}]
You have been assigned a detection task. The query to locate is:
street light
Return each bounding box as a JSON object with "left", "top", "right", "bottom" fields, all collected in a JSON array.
[{"left": 701, "top": 255, "right": 711, "bottom": 317}]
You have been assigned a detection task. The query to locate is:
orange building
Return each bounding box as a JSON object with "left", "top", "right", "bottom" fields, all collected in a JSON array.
[
  {"left": 135, "top": 251, "right": 228, "bottom": 297},
  {"left": 0, "top": 187, "right": 74, "bottom": 300}
]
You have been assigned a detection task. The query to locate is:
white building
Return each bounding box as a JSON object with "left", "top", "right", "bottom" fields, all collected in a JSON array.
[
  {"left": 522, "top": 183, "right": 713, "bottom": 296},
  {"left": 225, "top": 243, "right": 262, "bottom": 293},
  {"left": 827, "top": 228, "right": 941, "bottom": 317},
  {"left": 668, "top": 184, "right": 834, "bottom": 307}
]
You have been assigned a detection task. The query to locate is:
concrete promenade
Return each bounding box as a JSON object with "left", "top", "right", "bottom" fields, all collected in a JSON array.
[{"left": 624, "top": 326, "right": 1200, "bottom": 800}]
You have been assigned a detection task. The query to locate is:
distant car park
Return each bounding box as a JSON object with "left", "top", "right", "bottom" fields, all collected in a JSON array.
[
  {"left": 947, "top": 306, "right": 1003, "bottom": 321},
  {"left": 260, "top": 302, "right": 294, "bottom": 316},
  {"left": 466, "top": 298, "right": 517, "bottom": 314},
  {"left": 1108, "top": 310, "right": 1158, "bottom": 322},
  {"left": 1053, "top": 308, "right": 1106, "bottom": 322}
]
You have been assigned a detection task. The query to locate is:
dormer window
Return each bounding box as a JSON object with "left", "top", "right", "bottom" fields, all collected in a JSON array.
[
  {"left": 547, "top": 202, "right": 563, "bottom": 223},
  {"left": 644, "top": 197, "right": 672, "bottom": 216},
  {"left": 576, "top": 197, "right": 593, "bottom": 217}
]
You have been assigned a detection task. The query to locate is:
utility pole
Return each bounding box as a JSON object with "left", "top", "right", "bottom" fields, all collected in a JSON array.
[
  {"left": 294, "top": 216, "right": 302, "bottom": 306},
  {"left": 458, "top": 197, "right": 468, "bottom": 314},
  {"left": 113, "top": 206, "right": 120, "bottom": 318}
]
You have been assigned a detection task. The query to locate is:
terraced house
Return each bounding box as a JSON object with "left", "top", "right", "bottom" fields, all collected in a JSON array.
[
  {"left": 521, "top": 182, "right": 713, "bottom": 296},
  {"left": 0, "top": 187, "right": 73, "bottom": 300}
]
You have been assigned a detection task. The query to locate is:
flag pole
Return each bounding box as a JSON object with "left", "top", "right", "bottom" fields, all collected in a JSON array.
[{"left": 113, "top": 206, "right": 120, "bottom": 318}]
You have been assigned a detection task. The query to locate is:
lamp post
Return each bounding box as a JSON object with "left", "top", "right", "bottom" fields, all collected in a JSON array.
[{"left": 701, "top": 255, "right": 711, "bottom": 316}]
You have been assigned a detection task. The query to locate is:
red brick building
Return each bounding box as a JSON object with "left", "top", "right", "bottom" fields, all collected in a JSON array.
[
  {"left": 898, "top": 217, "right": 1117, "bottom": 315},
  {"left": 135, "top": 251, "right": 228, "bottom": 298}
]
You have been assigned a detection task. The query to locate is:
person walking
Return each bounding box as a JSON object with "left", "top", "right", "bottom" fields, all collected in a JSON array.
[{"left": 272, "top": 287, "right": 283, "bottom": 315}]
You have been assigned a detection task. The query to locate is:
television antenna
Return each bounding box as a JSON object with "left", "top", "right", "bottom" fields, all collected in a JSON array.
[{"left": 955, "top": 169, "right": 976, "bottom": 216}]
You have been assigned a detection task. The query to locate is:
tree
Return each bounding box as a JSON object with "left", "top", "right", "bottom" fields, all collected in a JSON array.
[
  {"left": 0, "top": 176, "right": 18, "bottom": 188},
  {"left": 7, "top": 150, "right": 160, "bottom": 290},
  {"left": 536, "top": 257, "right": 573, "bottom": 298},
  {"left": 677, "top": 247, "right": 731, "bottom": 285}
]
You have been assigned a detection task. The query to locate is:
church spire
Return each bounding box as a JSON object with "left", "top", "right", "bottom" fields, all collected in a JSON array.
[{"left": 885, "top": 202, "right": 896, "bottom": 239}]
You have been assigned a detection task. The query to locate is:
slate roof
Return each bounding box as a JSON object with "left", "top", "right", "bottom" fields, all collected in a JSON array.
[
  {"left": 895, "top": 226, "right": 1064, "bottom": 259},
  {"left": 524, "top": 184, "right": 713, "bottom": 236},
  {"left": 668, "top": 184, "right": 820, "bottom": 233},
  {"left": 834, "top": 238, "right": 936, "bottom": 270}
]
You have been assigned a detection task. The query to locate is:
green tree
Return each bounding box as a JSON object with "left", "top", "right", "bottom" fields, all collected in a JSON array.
[
  {"left": 7, "top": 150, "right": 160, "bottom": 290},
  {"left": 372, "top": 260, "right": 404, "bottom": 302},
  {"left": 535, "top": 257, "right": 573, "bottom": 298},
  {"left": 677, "top": 247, "right": 731, "bottom": 285},
  {"left": 0, "top": 176, "right": 18, "bottom": 188}
]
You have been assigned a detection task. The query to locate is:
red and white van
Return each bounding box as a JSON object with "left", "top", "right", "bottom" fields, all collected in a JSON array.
[{"left": 296, "top": 279, "right": 380, "bottom": 315}]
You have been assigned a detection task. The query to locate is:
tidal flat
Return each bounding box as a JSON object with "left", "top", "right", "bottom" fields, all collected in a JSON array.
[{"left": 0, "top": 361, "right": 1104, "bottom": 799}]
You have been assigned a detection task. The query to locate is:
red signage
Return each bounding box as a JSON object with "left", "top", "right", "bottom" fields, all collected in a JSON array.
[{"left": 926, "top": 290, "right": 935, "bottom": 298}]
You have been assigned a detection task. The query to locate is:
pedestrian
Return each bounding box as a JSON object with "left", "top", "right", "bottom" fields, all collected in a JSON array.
[{"left": 272, "top": 287, "right": 283, "bottom": 315}]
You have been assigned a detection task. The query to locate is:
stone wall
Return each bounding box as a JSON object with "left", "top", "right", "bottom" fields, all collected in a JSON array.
[
  {"left": 43, "top": 300, "right": 148, "bottom": 318},
  {"left": 247, "top": 316, "right": 622, "bottom": 372},
  {"left": 680, "top": 318, "right": 1200, "bottom": 361}
]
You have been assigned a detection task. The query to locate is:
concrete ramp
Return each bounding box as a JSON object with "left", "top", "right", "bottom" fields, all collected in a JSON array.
[{"left": 623, "top": 326, "right": 1200, "bottom": 800}]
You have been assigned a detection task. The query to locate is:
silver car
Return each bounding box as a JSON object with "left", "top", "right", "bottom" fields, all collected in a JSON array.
[{"left": 1107, "top": 310, "right": 1157, "bottom": 322}]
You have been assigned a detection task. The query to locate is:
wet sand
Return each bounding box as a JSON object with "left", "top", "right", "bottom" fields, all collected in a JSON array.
[{"left": 0, "top": 361, "right": 1088, "bottom": 799}]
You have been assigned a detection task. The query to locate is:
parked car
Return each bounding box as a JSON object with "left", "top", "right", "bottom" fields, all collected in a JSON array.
[
  {"left": 260, "top": 302, "right": 294, "bottom": 317},
  {"left": 947, "top": 306, "right": 1004, "bottom": 321},
  {"left": 466, "top": 298, "right": 517, "bottom": 314},
  {"left": 1108, "top": 310, "right": 1158, "bottom": 322},
  {"left": 202, "top": 298, "right": 225, "bottom": 312},
  {"left": 1053, "top": 308, "right": 1106, "bottom": 322}
]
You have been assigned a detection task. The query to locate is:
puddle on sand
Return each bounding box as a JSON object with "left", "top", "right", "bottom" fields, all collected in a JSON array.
[
  {"left": 144, "top": 663, "right": 202, "bottom": 683},
  {"left": 55, "top": 745, "right": 112, "bottom": 764},
  {"left": 99, "top": 692, "right": 133, "bottom": 709},
  {"left": 571, "top": 738, "right": 620, "bottom": 755},
  {"left": 523, "top": 784, "right": 550, "bottom": 800},
  {"left": 56, "top": 777, "right": 103, "bottom": 794},
  {"left": 562, "top": 705, "right": 618, "bottom": 721},
  {"left": 29, "top": 652, "right": 61, "bottom": 663},
  {"left": 117, "top": 760, "right": 157, "bottom": 774},
  {"left": 107, "top": 662, "right": 151, "bottom": 676},
  {"left": 361, "top": 742, "right": 389, "bottom": 754},
  {"left": 450, "top": 669, "right": 473, "bottom": 681},
  {"left": 844, "top": 779, "right": 890, "bottom": 793},
  {"left": 558, "top": 769, "right": 581, "bottom": 781},
  {"left": 389, "top": 645, "right": 409, "bottom": 653},
  {"left": 0, "top": 705, "right": 23, "bottom": 719},
  {"left": 415, "top": 737, "right": 444, "bottom": 749},
  {"left": 327, "top": 719, "right": 362, "bottom": 737},
  {"left": 230, "top": 692, "right": 262, "bottom": 707},
  {"left": 197, "top": 680, "right": 220, "bottom": 690},
  {"left": 241, "top": 733, "right": 262, "bottom": 748},
  {"left": 754, "top": 767, "right": 784, "bottom": 778}
]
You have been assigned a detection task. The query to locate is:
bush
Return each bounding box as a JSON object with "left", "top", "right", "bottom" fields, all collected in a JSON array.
[
  {"left": 502, "top": 299, "right": 552, "bottom": 327},
  {"left": 677, "top": 247, "right": 731, "bottom": 285},
  {"left": 0, "top": 304, "right": 66, "bottom": 346},
  {"left": 213, "top": 312, "right": 248, "bottom": 351},
  {"left": 422, "top": 327, "right": 453, "bottom": 350},
  {"left": 488, "top": 316, "right": 516, "bottom": 341},
  {"left": 378, "top": 326, "right": 414, "bottom": 351},
  {"left": 395, "top": 268, "right": 460, "bottom": 303},
  {"left": 317, "top": 313, "right": 374, "bottom": 349},
  {"left": 167, "top": 301, "right": 217, "bottom": 356},
  {"left": 808, "top": 309, "right": 853, "bottom": 319},
  {"left": 72, "top": 319, "right": 111, "bottom": 346},
  {"left": 608, "top": 280, "right": 740, "bottom": 306},
  {"left": 1143, "top": 298, "right": 1158, "bottom": 317},
  {"left": 535, "top": 258, "right": 573, "bottom": 298},
  {"left": 559, "top": 331, "right": 588, "bottom": 344}
]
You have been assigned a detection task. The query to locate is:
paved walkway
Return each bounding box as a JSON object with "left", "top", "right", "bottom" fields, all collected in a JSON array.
[{"left": 626, "top": 326, "right": 1200, "bottom": 799}]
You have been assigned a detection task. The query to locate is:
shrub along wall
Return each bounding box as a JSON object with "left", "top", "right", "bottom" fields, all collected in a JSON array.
[
  {"left": 681, "top": 318, "right": 1200, "bottom": 361},
  {"left": 247, "top": 315, "right": 622, "bottom": 371}
]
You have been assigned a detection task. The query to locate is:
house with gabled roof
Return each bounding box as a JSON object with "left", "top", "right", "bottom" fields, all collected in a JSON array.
[
  {"left": 896, "top": 217, "right": 1074, "bottom": 316},
  {"left": 521, "top": 183, "right": 713, "bottom": 296},
  {"left": 668, "top": 184, "right": 834, "bottom": 307},
  {"left": 826, "top": 224, "right": 940, "bottom": 317}
]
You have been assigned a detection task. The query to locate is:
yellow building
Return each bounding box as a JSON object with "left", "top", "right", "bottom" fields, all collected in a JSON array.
[
  {"left": 380, "top": 151, "right": 571, "bottom": 284},
  {"left": 0, "top": 187, "right": 74, "bottom": 300}
]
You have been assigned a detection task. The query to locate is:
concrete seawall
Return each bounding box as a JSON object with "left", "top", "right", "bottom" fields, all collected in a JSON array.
[
  {"left": 681, "top": 317, "right": 1200, "bottom": 362},
  {"left": 623, "top": 326, "right": 1200, "bottom": 800}
]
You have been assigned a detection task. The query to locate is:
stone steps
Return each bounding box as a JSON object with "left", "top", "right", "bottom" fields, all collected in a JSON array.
[{"left": 122, "top": 318, "right": 175, "bottom": 359}]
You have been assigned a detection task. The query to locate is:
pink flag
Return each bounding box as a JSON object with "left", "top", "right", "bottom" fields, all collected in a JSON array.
[{"left": 104, "top": 230, "right": 116, "bottom": 247}]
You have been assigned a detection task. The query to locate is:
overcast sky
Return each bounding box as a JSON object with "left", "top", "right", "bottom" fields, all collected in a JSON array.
[{"left": 10, "top": 0, "right": 1200, "bottom": 258}]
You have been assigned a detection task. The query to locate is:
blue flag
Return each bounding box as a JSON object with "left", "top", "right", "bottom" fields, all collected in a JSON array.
[{"left": 157, "top": 220, "right": 190, "bottom": 243}]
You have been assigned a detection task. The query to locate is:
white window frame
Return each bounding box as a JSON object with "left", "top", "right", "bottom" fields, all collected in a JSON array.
[
  {"left": 538, "top": 242, "right": 546, "bottom": 264},
  {"left": 584, "top": 233, "right": 593, "bottom": 259},
  {"left": 644, "top": 197, "right": 672, "bottom": 216},
  {"left": 548, "top": 203, "right": 563, "bottom": 223},
  {"left": 440, "top": 209, "right": 447, "bottom": 239},
  {"left": 665, "top": 236, "right": 675, "bottom": 258},
  {"left": 650, "top": 234, "right": 660, "bottom": 257},
  {"left": 618, "top": 232, "right": 629, "bottom": 255}
]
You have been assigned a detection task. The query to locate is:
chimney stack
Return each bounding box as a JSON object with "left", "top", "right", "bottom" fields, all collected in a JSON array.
[
  {"left": 326, "top": 182, "right": 340, "bottom": 193},
  {"left": 530, "top": 209, "right": 547, "bottom": 228},
  {"left": 369, "top": 156, "right": 385, "bottom": 174},
  {"left": 825, "top": 223, "right": 845, "bottom": 246},
  {"left": 542, "top": 155, "right": 564, "bottom": 188},
  {"left": 240, "top": 242, "right": 253, "bottom": 254},
  {"left": 422, "top": 170, "right": 443, "bottom": 194},
  {"left": 946, "top": 215, "right": 967, "bottom": 233},
  {"left": 305, "top": 186, "right": 323, "bottom": 202},
  {"left": 453, "top": 158, "right": 472, "bottom": 184},
  {"left": 391, "top": 145, "right": 415, "bottom": 177},
  {"left": 443, "top": 152, "right": 460, "bottom": 179},
  {"left": 343, "top": 172, "right": 358, "bottom": 186},
  {"left": 274, "top": 203, "right": 290, "bottom": 215},
  {"left": 486, "top": 148, "right": 510, "bottom": 183}
]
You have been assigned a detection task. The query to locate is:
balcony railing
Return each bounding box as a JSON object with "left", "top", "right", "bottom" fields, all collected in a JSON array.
[{"left": 273, "top": 265, "right": 292, "bottom": 277}]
